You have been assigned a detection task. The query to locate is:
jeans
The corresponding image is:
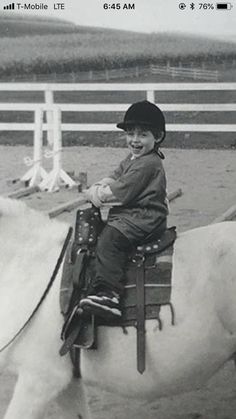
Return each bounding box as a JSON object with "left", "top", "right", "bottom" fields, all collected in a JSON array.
[
  {"left": 92, "top": 225, "right": 134, "bottom": 295},
  {"left": 91, "top": 220, "right": 167, "bottom": 296}
]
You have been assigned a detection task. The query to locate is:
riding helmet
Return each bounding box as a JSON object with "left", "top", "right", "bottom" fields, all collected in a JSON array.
[{"left": 116, "top": 100, "right": 166, "bottom": 142}]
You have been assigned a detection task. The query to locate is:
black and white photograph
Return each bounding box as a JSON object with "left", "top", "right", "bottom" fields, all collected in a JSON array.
[{"left": 0, "top": 0, "right": 236, "bottom": 418}]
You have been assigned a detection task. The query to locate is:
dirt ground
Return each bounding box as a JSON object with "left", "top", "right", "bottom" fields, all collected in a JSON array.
[
  {"left": 1, "top": 145, "right": 236, "bottom": 418},
  {"left": 1, "top": 145, "right": 236, "bottom": 230}
]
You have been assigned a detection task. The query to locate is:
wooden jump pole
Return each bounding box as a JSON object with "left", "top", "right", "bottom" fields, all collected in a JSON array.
[
  {"left": 7, "top": 185, "right": 40, "bottom": 199},
  {"left": 167, "top": 188, "right": 182, "bottom": 202},
  {"left": 40, "top": 107, "right": 76, "bottom": 192},
  {"left": 45, "top": 89, "right": 54, "bottom": 147},
  {"left": 47, "top": 188, "right": 183, "bottom": 219},
  {"left": 211, "top": 204, "right": 236, "bottom": 224},
  {"left": 48, "top": 197, "right": 87, "bottom": 218},
  {"left": 21, "top": 108, "right": 48, "bottom": 187}
]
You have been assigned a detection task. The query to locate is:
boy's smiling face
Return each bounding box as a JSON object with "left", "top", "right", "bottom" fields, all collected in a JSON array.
[{"left": 125, "top": 126, "right": 156, "bottom": 157}]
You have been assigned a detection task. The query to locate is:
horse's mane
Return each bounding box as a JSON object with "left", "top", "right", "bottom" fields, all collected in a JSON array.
[
  {"left": 0, "top": 196, "right": 68, "bottom": 244},
  {"left": 0, "top": 196, "right": 36, "bottom": 218}
]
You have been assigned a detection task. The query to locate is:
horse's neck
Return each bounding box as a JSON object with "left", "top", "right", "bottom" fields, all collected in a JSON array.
[{"left": 0, "top": 199, "right": 69, "bottom": 285}]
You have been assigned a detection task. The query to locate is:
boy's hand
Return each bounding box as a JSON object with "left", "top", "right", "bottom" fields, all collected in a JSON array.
[
  {"left": 86, "top": 183, "right": 121, "bottom": 207},
  {"left": 85, "top": 185, "right": 103, "bottom": 208},
  {"left": 99, "top": 177, "right": 115, "bottom": 185}
]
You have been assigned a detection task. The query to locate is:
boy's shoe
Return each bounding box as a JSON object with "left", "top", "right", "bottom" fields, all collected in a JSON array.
[{"left": 79, "top": 291, "right": 121, "bottom": 320}]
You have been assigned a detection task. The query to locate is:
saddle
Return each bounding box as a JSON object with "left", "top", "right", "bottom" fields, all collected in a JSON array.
[{"left": 59, "top": 206, "right": 176, "bottom": 374}]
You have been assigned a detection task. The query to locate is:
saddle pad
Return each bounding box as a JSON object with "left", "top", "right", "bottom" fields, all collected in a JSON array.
[
  {"left": 98, "top": 246, "right": 174, "bottom": 327},
  {"left": 60, "top": 241, "right": 74, "bottom": 316}
]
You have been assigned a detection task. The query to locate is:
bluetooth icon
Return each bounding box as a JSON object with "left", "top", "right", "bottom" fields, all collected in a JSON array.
[{"left": 190, "top": 2, "right": 195, "bottom": 9}]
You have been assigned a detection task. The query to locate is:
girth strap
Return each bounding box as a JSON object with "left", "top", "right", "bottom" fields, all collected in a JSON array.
[
  {"left": 59, "top": 307, "right": 83, "bottom": 356},
  {"left": 72, "top": 249, "right": 87, "bottom": 288},
  {"left": 135, "top": 255, "right": 146, "bottom": 374}
]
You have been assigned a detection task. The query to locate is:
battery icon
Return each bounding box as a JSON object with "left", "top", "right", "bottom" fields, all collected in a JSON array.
[{"left": 216, "top": 3, "right": 233, "bottom": 9}]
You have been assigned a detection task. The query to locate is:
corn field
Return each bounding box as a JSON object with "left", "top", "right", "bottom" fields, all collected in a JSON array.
[{"left": 0, "top": 18, "right": 235, "bottom": 77}]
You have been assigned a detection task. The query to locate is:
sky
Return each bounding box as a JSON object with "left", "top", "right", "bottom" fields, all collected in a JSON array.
[{"left": 5, "top": 0, "right": 236, "bottom": 41}]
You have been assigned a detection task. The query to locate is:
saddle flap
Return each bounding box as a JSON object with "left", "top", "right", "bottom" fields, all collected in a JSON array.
[
  {"left": 73, "top": 206, "right": 104, "bottom": 248},
  {"left": 60, "top": 305, "right": 96, "bottom": 354},
  {"left": 136, "top": 226, "right": 177, "bottom": 255}
]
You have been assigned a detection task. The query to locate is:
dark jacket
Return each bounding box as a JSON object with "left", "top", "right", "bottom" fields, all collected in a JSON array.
[{"left": 108, "top": 150, "right": 168, "bottom": 242}]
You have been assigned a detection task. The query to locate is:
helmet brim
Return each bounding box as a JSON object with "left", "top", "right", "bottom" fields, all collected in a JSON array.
[{"left": 116, "top": 120, "right": 157, "bottom": 130}]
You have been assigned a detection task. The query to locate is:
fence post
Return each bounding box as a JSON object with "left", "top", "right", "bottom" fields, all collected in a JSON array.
[
  {"left": 21, "top": 108, "right": 48, "bottom": 186},
  {"left": 40, "top": 107, "right": 76, "bottom": 192},
  {"left": 71, "top": 72, "right": 76, "bottom": 83},
  {"left": 45, "top": 88, "right": 54, "bottom": 147},
  {"left": 89, "top": 70, "right": 93, "bottom": 81},
  {"left": 146, "top": 90, "right": 155, "bottom": 103},
  {"left": 105, "top": 69, "right": 110, "bottom": 81}
]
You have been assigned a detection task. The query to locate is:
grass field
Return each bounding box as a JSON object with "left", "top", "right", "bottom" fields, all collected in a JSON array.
[
  {"left": 0, "top": 14, "right": 78, "bottom": 37},
  {"left": 0, "top": 15, "right": 235, "bottom": 78}
]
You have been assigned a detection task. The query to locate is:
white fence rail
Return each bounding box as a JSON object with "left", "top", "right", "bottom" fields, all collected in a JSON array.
[
  {"left": 1, "top": 63, "right": 220, "bottom": 83},
  {"left": 0, "top": 82, "right": 236, "bottom": 133},
  {"left": 150, "top": 65, "right": 219, "bottom": 81},
  {"left": 0, "top": 82, "right": 236, "bottom": 191}
]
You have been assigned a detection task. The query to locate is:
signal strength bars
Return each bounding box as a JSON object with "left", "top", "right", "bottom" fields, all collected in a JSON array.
[{"left": 3, "top": 2, "right": 15, "bottom": 9}]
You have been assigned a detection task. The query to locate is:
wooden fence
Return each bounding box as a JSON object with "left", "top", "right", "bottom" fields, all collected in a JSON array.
[
  {"left": 0, "top": 82, "right": 235, "bottom": 136},
  {"left": 0, "top": 82, "right": 236, "bottom": 190},
  {"left": 150, "top": 64, "right": 218, "bottom": 81},
  {"left": 0, "top": 63, "right": 219, "bottom": 83}
]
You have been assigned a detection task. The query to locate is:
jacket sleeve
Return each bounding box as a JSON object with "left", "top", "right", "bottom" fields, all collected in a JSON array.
[
  {"left": 110, "top": 163, "right": 157, "bottom": 205},
  {"left": 108, "top": 157, "right": 129, "bottom": 180}
]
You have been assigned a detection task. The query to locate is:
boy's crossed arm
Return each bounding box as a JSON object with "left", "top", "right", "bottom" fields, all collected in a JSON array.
[{"left": 85, "top": 177, "right": 122, "bottom": 207}]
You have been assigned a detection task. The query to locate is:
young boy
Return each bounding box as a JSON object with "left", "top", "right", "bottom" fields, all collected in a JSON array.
[{"left": 80, "top": 100, "right": 168, "bottom": 319}]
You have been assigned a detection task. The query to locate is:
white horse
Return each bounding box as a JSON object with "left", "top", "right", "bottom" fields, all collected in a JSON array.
[{"left": 1, "top": 196, "right": 236, "bottom": 419}]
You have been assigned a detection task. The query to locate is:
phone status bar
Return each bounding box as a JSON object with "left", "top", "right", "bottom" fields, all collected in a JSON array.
[{"left": 178, "top": 2, "right": 233, "bottom": 10}]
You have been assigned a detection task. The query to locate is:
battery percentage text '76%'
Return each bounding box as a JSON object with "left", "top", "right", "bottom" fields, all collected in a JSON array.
[{"left": 198, "top": 3, "right": 215, "bottom": 9}]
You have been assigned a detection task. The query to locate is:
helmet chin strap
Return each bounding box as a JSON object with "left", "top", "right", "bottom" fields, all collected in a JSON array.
[
  {"left": 154, "top": 133, "right": 166, "bottom": 159},
  {"left": 156, "top": 149, "right": 165, "bottom": 160}
]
